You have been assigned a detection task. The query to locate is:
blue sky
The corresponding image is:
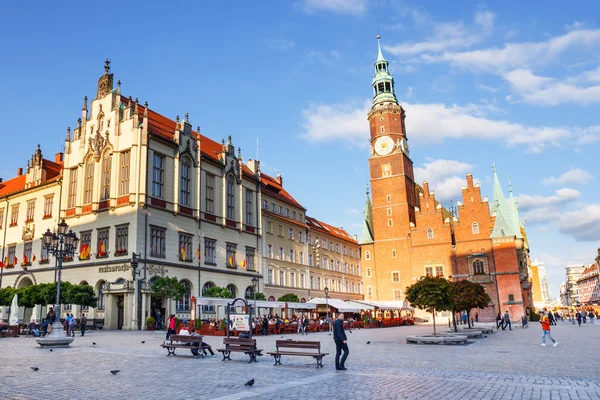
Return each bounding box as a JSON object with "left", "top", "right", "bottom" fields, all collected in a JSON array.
[{"left": 1, "top": 1, "right": 599, "bottom": 298}]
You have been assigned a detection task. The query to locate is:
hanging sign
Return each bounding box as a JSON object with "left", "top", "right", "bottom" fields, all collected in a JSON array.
[{"left": 229, "top": 314, "right": 250, "bottom": 331}]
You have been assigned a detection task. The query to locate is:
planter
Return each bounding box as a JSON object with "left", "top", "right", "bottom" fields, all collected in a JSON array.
[{"left": 147, "top": 324, "right": 156, "bottom": 331}]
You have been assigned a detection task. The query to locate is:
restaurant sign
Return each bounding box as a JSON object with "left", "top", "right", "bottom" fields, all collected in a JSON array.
[{"left": 229, "top": 314, "right": 250, "bottom": 331}]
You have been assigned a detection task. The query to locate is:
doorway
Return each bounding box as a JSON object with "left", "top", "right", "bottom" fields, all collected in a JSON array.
[
  {"left": 117, "top": 295, "right": 124, "bottom": 330},
  {"left": 151, "top": 296, "right": 165, "bottom": 330}
]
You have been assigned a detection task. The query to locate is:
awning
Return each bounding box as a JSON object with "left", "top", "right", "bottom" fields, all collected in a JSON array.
[
  {"left": 352, "top": 300, "right": 414, "bottom": 311},
  {"left": 306, "top": 297, "right": 361, "bottom": 312},
  {"left": 194, "top": 297, "right": 316, "bottom": 310}
]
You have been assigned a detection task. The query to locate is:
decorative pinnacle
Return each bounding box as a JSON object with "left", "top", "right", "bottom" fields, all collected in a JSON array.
[
  {"left": 176, "top": 115, "right": 180, "bottom": 123},
  {"left": 197, "top": 125, "right": 201, "bottom": 133},
  {"left": 104, "top": 58, "right": 110, "bottom": 74},
  {"left": 366, "top": 181, "right": 370, "bottom": 195},
  {"left": 82, "top": 96, "right": 88, "bottom": 111},
  {"left": 492, "top": 163, "right": 496, "bottom": 173},
  {"left": 185, "top": 112, "right": 189, "bottom": 122},
  {"left": 508, "top": 177, "right": 513, "bottom": 194}
]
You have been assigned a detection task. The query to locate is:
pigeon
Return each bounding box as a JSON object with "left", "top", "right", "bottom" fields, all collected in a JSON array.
[
  {"left": 349, "top": 330, "right": 353, "bottom": 333},
  {"left": 30, "top": 367, "right": 39, "bottom": 371},
  {"left": 92, "top": 342, "right": 97, "bottom": 346},
  {"left": 141, "top": 341, "right": 146, "bottom": 344},
  {"left": 110, "top": 370, "right": 120, "bottom": 375},
  {"left": 245, "top": 379, "right": 254, "bottom": 387},
  {"left": 366, "top": 341, "right": 371, "bottom": 344},
  {"left": 49, "top": 349, "right": 53, "bottom": 352}
]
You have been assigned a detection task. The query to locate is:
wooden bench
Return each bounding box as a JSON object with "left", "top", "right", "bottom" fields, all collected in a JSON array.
[
  {"left": 216, "top": 337, "right": 263, "bottom": 363},
  {"left": 267, "top": 340, "right": 329, "bottom": 368},
  {"left": 160, "top": 334, "right": 211, "bottom": 358}
]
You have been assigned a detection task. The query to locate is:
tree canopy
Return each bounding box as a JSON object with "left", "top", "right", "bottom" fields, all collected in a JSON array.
[
  {"left": 277, "top": 293, "right": 300, "bottom": 302},
  {"left": 254, "top": 292, "right": 267, "bottom": 301},
  {"left": 150, "top": 277, "right": 188, "bottom": 301},
  {"left": 405, "top": 275, "right": 454, "bottom": 335},
  {"left": 0, "top": 283, "right": 97, "bottom": 308},
  {"left": 202, "top": 286, "right": 234, "bottom": 299},
  {"left": 452, "top": 280, "right": 491, "bottom": 329}
]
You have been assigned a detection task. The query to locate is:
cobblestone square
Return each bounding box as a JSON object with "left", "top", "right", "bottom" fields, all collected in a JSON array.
[{"left": 1, "top": 321, "right": 598, "bottom": 400}]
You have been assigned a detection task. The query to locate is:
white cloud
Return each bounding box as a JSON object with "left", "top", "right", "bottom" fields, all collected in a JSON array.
[
  {"left": 543, "top": 168, "right": 593, "bottom": 185},
  {"left": 405, "top": 87, "right": 413, "bottom": 98},
  {"left": 306, "top": 50, "right": 342, "bottom": 66},
  {"left": 299, "top": 99, "right": 592, "bottom": 152},
  {"left": 517, "top": 188, "right": 580, "bottom": 210},
  {"left": 297, "top": 0, "right": 367, "bottom": 16},
  {"left": 559, "top": 204, "right": 600, "bottom": 241},
  {"left": 414, "top": 159, "right": 473, "bottom": 201},
  {"left": 385, "top": 11, "right": 494, "bottom": 56},
  {"left": 268, "top": 39, "right": 295, "bottom": 51}
]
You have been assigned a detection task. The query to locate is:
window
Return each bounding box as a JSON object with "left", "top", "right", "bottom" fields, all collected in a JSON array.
[
  {"left": 262, "top": 200, "right": 267, "bottom": 209},
  {"left": 180, "top": 158, "right": 191, "bottom": 206},
  {"left": 279, "top": 271, "right": 285, "bottom": 286},
  {"left": 365, "top": 251, "right": 370, "bottom": 260},
  {"left": 323, "top": 258, "right": 328, "bottom": 269},
  {"left": 68, "top": 168, "right": 77, "bottom": 208},
  {"left": 278, "top": 246, "right": 284, "bottom": 260},
  {"left": 357, "top": 265, "right": 361, "bottom": 276},
  {"left": 268, "top": 269, "right": 274, "bottom": 284},
  {"left": 336, "top": 244, "right": 340, "bottom": 253},
  {"left": 310, "top": 275, "right": 314, "bottom": 289},
  {"left": 23, "top": 242, "right": 32, "bottom": 265},
  {"left": 115, "top": 225, "right": 128, "bottom": 255},
  {"left": 300, "top": 273, "right": 305, "bottom": 288},
  {"left": 289, "top": 249, "right": 295, "bottom": 262},
  {"left": 393, "top": 289, "right": 402, "bottom": 301},
  {"left": 79, "top": 231, "right": 92, "bottom": 260},
  {"left": 226, "top": 243, "right": 237, "bottom": 267},
  {"left": 204, "top": 238, "right": 216, "bottom": 265},
  {"left": 7, "top": 245, "right": 15, "bottom": 266},
  {"left": 293, "top": 211, "right": 296, "bottom": 220},
  {"left": 299, "top": 251, "right": 304, "bottom": 264},
  {"left": 202, "top": 282, "right": 215, "bottom": 312},
  {"left": 308, "top": 254, "right": 313, "bottom": 266},
  {"left": 386, "top": 195, "right": 391, "bottom": 203},
  {"left": 245, "top": 189, "right": 253, "bottom": 225},
  {"left": 436, "top": 266, "right": 444, "bottom": 276},
  {"left": 472, "top": 222, "right": 480, "bottom": 234},
  {"left": 299, "top": 231, "right": 304, "bottom": 243},
  {"left": 386, "top": 208, "right": 392, "bottom": 216},
  {"left": 508, "top": 294, "right": 515, "bottom": 302},
  {"left": 278, "top": 225, "right": 283, "bottom": 236},
  {"left": 119, "top": 150, "right": 130, "bottom": 195},
  {"left": 226, "top": 175, "right": 235, "bottom": 220},
  {"left": 349, "top": 248, "right": 353, "bottom": 257},
  {"left": 317, "top": 277, "right": 321, "bottom": 289},
  {"left": 271, "top": 203, "right": 275, "bottom": 211},
  {"left": 176, "top": 282, "right": 191, "bottom": 311},
  {"left": 179, "top": 234, "right": 192, "bottom": 262},
  {"left": 97, "top": 228, "right": 109, "bottom": 257},
  {"left": 226, "top": 285, "right": 236, "bottom": 298},
  {"left": 10, "top": 204, "right": 19, "bottom": 226},
  {"left": 101, "top": 153, "right": 112, "bottom": 200},
  {"left": 0, "top": 209, "right": 3, "bottom": 228},
  {"left": 343, "top": 246, "right": 347, "bottom": 255},
  {"left": 267, "top": 244, "right": 273, "bottom": 258},
  {"left": 43, "top": 196, "right": 53, "bottom": 218},
  {"left": 392, "top": 271, "right": 400, "bottom": 282},
  {"left": 392, "top": 249, "right": 396, "bottom": 258},
  {"left": 288, "top": 228, "right": 294, "bottom": 240},
  {"left": 329, "top": 242, "right": 334, "bottom": 251},
  {"left": 266, "top": 221, "right": 272, "bottom": 233},
  {"left": 40, "top": 243, "right": 50, "bottom": 263},
  {"left": 473, "top": 260, "right": 485, "bottom": 274},
  {"left": 245, "top": 286, "right": 255, "bottom": 300},
  {"left": 84, "top": 160, "right": 94, "bottom": 204},
  {"left": 308, "top": 234, "right": 312, "bottom": 245},
  {"left": 290, "top": 272, "right": 295, "bottom": 287},
  {"left": 25, "top": 200, "right": 35, "bottom": 222},
  {"left": 205, "top": 173, "right": 215, "bottom": 213},
  {"left": 150, "top": 226, "right": 166, "bottom": 257},
  {"left": 322, "top": 239, "right": 327, "bottom": 249},
  {"left": 278, "top": 206, "right": 282, "bottom": 215},
  {"left": 388, "top": 219, "right": 393, "bottom": 226},
  {"left": 366, "top": 268, "right": 372, "bottom": 277},
  {"left": 98, "top": 281, "right": 106, "bottom": 310},
  {"left": 285, "top": 208, "right": 289, "bottom": 217},
  {"left": 425, "top": 267, "right": 433, "bottom": 276},
  {"left": 245, "top": 247, "right": 255, "bottom": 270},
  {"left": 152, "top": 153, "right": 165, "bottom": 198},
  {"left": 427, "top": 228, "right": 434, "bottom": 239}
]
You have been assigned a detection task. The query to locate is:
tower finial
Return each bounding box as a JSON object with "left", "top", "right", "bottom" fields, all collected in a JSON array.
[
  {"left": 82, "top": 96, "right": 88, "bottom": 111},
  {"left": 376, "top": 34, "right": 385, "bottom": 62},
  {"left": 104, "top": 58, "right": 110, "bottom": 74},
  {"left": 366, "top": 181, "right": 370, "bottom": 195},
  {"left": 492, "top": 163, "right": 496, "bottom": 173},
  {"left": 508, "top": 177, "right": 513, "bottom": 194}
]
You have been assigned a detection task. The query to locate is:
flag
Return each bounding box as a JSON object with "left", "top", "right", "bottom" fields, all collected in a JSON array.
[
  {"left": 3, "top": 257, "right": 7, "bottom": 266},
  {"left": 99, "top": 242, "right": 106, "bottom": 256},
  {"left": 84, "top": 244, "right": 90, "bottom": 258},
  {"left": 13, "top": 256, "right": 18, "bottom": 265},
  {"left": 32, "top": 254, "right": 36, "bottom": 262},
  {"left": 23, "top": 254, "right": 28, "bottom": 264},
  {"left": 240, "top": 259, "right": 246, "bottom": 269},
  {"left": 228, "top": 256, "right": 233, "bottom": 266},
  {"left": 181, "top": 247, "right": 186, "bottom": 261},
  {"left": 0, "top": 260, "right": 3, "bottom": 268},
  {"left": 196, "top": 247, "right": 200, "bottom": 260}
]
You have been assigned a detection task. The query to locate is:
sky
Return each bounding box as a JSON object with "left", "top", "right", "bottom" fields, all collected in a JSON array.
[{"left": 1, "top": 1, "right": 599, "bottom": 299}]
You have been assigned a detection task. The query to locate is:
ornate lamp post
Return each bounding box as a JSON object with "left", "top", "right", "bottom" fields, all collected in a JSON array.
[
  {"left": 251, "top": 276, "right": 258, "bottom": 337},
  {"left": 251, "top": 276, "right": 258, "bottom": 308},
  {"left": 324, "top": 286, "right": 330, "bottom": 330},
  {"left": 36, "top": 219, "right": 79, "bottom": 347}
]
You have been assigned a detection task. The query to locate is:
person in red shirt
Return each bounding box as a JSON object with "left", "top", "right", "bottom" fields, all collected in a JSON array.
[{"left": 540, "top": 309, "right": 558, "bottom": 347}]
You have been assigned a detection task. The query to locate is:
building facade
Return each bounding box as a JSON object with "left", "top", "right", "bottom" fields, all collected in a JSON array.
[
  {"left": 0, "top": 61, "right": 362, "bottom": 329},
  {"left": 564, "top": 265, "right": 586, "bottom": 307},
  {"left": 359, "top": 37, "right": 533, "bottom": 322},
  {"left": 576, "top": 248, "right": 600, "bottom": 307}
]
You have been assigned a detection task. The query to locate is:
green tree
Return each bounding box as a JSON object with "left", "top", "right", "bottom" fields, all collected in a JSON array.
[
  {"left": 452, "top": 280, "right": 491, "bottom": 330},
  {"left": 66, "top": 284, "right": 98, "bottom": 308},
  {"left": 0, "top": 287, "right": 16, "bottom": 306},
  {"left": 405, "top": 275, "right": 454, "bottom": 336},
  {"left": 254, "top": 292, "right": 266, "bottom": 301},
  {"left": 202, "top": 286, "right": 234, "bottom": 298},
  {"left": 150, "top": 277, "right": 188, "bottom": 309},
  {"left": 277, "top": 293, "right": 300, "bottom": 302}
]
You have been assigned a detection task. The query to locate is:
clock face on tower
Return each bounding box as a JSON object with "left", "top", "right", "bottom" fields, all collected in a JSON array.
[{"left": 374, "top": 135, "right": 394, "bottom": 156}]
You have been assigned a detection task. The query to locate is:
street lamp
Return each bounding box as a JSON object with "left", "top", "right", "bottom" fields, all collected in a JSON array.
[
  {"left": 324, "top": 286, "right": 330, "bottom": 330},
  {"left": 37, "top": 219, "right": 79, "bottom": 347}
]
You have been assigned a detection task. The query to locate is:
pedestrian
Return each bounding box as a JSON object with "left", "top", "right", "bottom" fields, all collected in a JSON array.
[
  {"left": 65, "top": 313, "right": 71, "bottom": 333},
  {"left": 503, "top": 310, "right": 512, "bottom": 331},
  {"left": 461, "top": 312, "right": 467, "bottom": 325},
  {"left": 333, "top": 313, "right": 349, "bottom": 371},
  {"left": 496, "top": 312, "right": 503, "bottom": 330},
  {"left": 589, "top": 311, "right": 595, "bottom": 324},
  {"left": 68, "top": 313, "right": 76, "bottom": 337},
  {"left": 548, "top": 311, "right": 555, "bottom": 326},
  {"left": 156, "top": 310, "right": 163, "bottom": 330},
  {"left": 539, "top": 310, "right": 558, "bottom": 347},
  {"left": 262, "top": 315, "right": 268, "bottom": 336},
  {"left": 80, "top": 313, "right": 87, "bottom": 337},
  {"left": 576, "top": 311, "right": 582, "bottom": 326},
  {"left": 166, "top": 314, "right": 176, "bottom": 339},
  {"left": 475, "top": 312, "right": 479, "bottom": 323}
]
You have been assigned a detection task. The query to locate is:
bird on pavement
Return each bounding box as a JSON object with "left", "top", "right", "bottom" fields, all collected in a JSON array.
[
  {"left": 92, "top": 342, "right": 97, "bottom": 346},
  {"left": 110, "top": 370, "right": 120, "bottom": 375},
  {"left": 349, "top": 330, "right": 353, "bottom": 333},
  {"left": 49, "top": 349, "right": 53, "bottom": 352},
  {"left": 245, "top": 379, "right": 254, "bottom": 387},
  {"left": 30, "top": 367, "right": 39, "bottom": 371},
  {"left": 141, "top": 341, "right": 146, "bottom": 344},
  {"left": 366, "top": 341, "right": 371, "bottom": 344}
]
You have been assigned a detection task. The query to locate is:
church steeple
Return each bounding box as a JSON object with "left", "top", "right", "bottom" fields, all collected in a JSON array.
[
  {"left": 372, "top": 36, "right": 397, "bottom": 106},
  {"left": 359, "top": 186, "right": 375, "bottom": 244},
  {"left": 490, "top": 164, "right": 520, "bottom": 238}
]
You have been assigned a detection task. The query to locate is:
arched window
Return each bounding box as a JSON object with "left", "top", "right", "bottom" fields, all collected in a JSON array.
[
  {"left": 226, "top": 284, "right": 236, "bottom": 298},
  {"left": 380, "top": 126, "right": 385, "bottom": 134},
  {"left": 176, "top": 281, "right": 191, "bottom": 311},
  {"left": 226, "top": 175, "right": 235, "bottom": 220},
  {"left": 365, "top": 250, "right": 371, "bottom": 260},
  {"left": 101, "top": 152, "right": 112, "bottom": 200},
  {"left": 245, "top": 286, "right": 254, "bottom": 300},
  {"left": 367, "top": 286, "right": 373, "bottom": 297},
  {"left": 98, "top": 281, "right": 106, "bottom": 310},
  {"left": 114, "top": 278, "right": 125, "bottom": 284},
  {"left": 180, "top": 157, "right": 191, "bottom": 206},
  {"left": 84, "top": 158, "right": 94, "bottom": 204},
  {"left": 366, "top": 268, "right": 372, "bottom": 277},
  {"left": 427, "top": 228, "right": 434, "bottom": 239},
  {"left": 473, "top": 260, "right": 485, "bottom": 275},
  {"left": 202, "top": 282, "right": 215, "bottom": 295},
  {"left": 472, "top": 222, "right": 480, "bottom": 234}
]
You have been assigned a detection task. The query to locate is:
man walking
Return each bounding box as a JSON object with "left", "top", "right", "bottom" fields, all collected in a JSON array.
[
  {"left": 539, "top": 309, "right": 558, "bottom": 347},
  {"left": 80, "top": 313, "right": 87, "bottom": 337},
  {"left": 333, "top": 314, "right": 349, "bottom": 371},
  {"left": 503, "top": 310, "right": 512, "bottom": 331}
]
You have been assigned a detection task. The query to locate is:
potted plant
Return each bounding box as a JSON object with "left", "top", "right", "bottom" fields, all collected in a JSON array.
[{"left": 146, "top": 316, "right": 156, "bottom": 330}]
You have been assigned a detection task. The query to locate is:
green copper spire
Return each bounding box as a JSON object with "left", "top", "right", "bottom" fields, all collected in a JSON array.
[
  {"left": 507, "top": 177, "right": 524, "bottom": 239},
  {"left": 490, "top": 165, "right": 519, "bottom": 238},
  {"left": 359, "top": 186, "right": 374, "bottom": 244},
  {"left": 372, "top": 35, "right": 398, "bottom": 106}
]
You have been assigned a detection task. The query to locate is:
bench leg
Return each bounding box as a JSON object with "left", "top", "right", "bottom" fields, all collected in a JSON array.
[
  {"left": 220, "top": 351, "right": 231, "bottom": 361},
  {"left": 314, "top": 355, "right": 324, "bottom": 368},
  {"left": 166, "top": 347, "right": 176, "bottom": 356},
  {"left": 272, "top": 354, "right": 281, "bottom": 366}
]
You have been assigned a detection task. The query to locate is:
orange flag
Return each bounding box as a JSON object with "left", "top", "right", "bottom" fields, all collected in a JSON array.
[
  {"left": 181, "top": 247, "right": 186, "bottom": 260},
  {"left": 196, "top": 248, "right": 200, "bottom": 260},
  {"left": 99, "top": 242, "right": 106, "bottom": 256},
  {"left": 23, "top": 254, "right": 28, "bottom": 264},
  {"left": 0, "top": 260, "right": 3, "bottom": 268},
  {"left": 240, "top": 259, "right": 246, "bottom": 269},
  {"left": 13, "top": 256, "right": 18, "bottom": 265},
  {"left": 228, "top": 256, "right": 233, "bottom": 266},
  {"left": 32, "top": 254, "right": 36, "bottom": 262}
]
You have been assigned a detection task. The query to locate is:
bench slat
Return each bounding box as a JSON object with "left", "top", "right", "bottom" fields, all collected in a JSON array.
[{"left": 267, "top": 351, "right": 329, "bottom": 356}]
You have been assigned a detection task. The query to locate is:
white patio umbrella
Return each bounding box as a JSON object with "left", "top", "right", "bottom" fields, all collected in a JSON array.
[
  {"left": 31, "top": 305, "right": 39, "bottom": 323},
  {"left": 9, "top": 293, "right": 19, "bottom": 325}
]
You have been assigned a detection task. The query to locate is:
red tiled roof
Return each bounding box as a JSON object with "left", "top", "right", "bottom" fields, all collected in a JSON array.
[
  {"left": 260, "top": 173, "right": 305, "bottom": 210},
  {"left": 44, "top": 160, "right": 63, "bottom": 180},
  {"left": 306, "top": 216, "right": 357, "bottom": 244},
  {"left": 0, "top": 157, "right": 63, "bottom": 198},
  {"left": 0, "top": 175, "right": 26, "bottom": 197},
  {"left": 262, "top": 209, "right": 307, "bottom": 228}
]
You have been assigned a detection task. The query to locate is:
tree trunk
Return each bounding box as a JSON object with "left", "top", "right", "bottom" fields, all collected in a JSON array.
[
  {"left": 467, "top": 310, "right": 472, "bottom": 328},
  {"left": 432, "top": 308, "right": 437, "bottom": 336},
  {"left": 452, "top": 310, "right": 458, "bottom": 332}
]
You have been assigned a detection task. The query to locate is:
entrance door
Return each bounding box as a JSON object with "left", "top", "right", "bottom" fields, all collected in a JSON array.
[
  {"left": 117, "top": 295, "right": 124, "bottom": 330},
  {"left": 151, "top": 296, "right": 164, "bottom": 329}
]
